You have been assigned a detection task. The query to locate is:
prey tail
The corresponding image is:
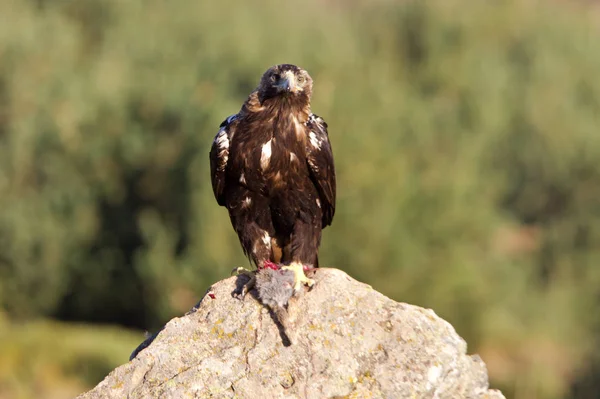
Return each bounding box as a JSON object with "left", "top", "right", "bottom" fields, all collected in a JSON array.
[{"left": 272, "top": 305, "right": 295, "bottom": 345}]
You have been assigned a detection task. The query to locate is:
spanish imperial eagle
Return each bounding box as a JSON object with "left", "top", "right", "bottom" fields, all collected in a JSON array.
[{"left": 209, "top": 64, "right": 336, "bottom": 292}]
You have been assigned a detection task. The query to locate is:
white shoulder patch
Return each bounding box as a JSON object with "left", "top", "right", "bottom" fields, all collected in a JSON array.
[
  {"left": 214, "top": 128, "right": 229, "bottom": 149},
  {"left": 213, "top": 114, "right": 238, "bottom": 173},
  {"left": 306, "top": 113, "right": 324, "bottom": 126},
  {"left": 309, "top": 131, "right": 321, "bottom": 149},
  {"left": 213, "top": 128, "right": 230, "bottom": 171}
]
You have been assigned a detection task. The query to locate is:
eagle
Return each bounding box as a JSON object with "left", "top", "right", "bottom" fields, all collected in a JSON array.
[{"left": 209, "top": 64, "right": 336, "bottom": 293}]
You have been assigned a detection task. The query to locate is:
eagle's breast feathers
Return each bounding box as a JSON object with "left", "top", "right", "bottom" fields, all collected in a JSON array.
[{"left": 209, "top": 110, "right": 335, "bottom": 227}]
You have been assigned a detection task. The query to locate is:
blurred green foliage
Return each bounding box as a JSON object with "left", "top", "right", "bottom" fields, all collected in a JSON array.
[
  {"left": 0, "top": 311, "right": 140, "bottom": 399},
  {"left": 1, "top": 0, "right": 600, "bottom": 398}
]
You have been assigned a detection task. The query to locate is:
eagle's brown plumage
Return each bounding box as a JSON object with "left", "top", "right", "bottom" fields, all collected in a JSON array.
[{"left": 209, "top": 64, "right": 336, "bottom": 277}]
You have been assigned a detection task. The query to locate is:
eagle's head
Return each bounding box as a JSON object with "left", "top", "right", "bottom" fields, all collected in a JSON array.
[{"left": 257, "top": 64, "right": 313, "bottom": 104}]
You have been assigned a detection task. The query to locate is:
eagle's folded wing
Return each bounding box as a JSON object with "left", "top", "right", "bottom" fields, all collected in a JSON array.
[
  {"left": 306, "top": 113, "right": 336, "bottom": 227},
  {"left": 209, "top": 114, "right": 237, "bottom": 206}
]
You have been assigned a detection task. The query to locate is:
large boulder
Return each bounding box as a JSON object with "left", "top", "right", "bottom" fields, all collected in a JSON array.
[{"left": 77, "top": 268, "right": 505, "bottom": 399}]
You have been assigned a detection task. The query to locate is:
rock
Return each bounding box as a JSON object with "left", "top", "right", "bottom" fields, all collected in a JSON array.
[{"left": 76, "top": 268, "right": 505, "bottom": 399}]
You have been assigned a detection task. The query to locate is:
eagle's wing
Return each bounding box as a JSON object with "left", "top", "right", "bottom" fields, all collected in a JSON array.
[
  {"left": 306, "top": 113, "right": 336, "bottom": 227},
  {"left": 209, "top": 114, "right": 237, "bottom": 206}
]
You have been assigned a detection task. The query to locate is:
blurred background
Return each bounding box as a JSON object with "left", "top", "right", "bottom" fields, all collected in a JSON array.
[{"left": 0, "top": 0, "right": 599, "bottom": 398}]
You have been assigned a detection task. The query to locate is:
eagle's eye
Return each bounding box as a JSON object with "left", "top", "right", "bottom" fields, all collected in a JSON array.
[
  {"left": 270, "top": 74, "right": 279, "bottom": 83},
  {"left": 297, "top": 75, "right": 305, "bottom": 84}
]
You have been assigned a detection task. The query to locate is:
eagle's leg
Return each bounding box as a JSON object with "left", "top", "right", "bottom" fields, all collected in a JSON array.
[
  {"left": 281, "top": 262, "right": 314, "bottom": 293},
  {"left": 283, "top": 219, "right": 319, "bottom": 293},
  {"left": 232, "top": 222, "right": 278, "bottom": 299}
]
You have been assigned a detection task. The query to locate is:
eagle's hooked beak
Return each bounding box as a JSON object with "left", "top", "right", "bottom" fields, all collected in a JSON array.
[
  {"left": 276, "top": 78, "right": 293, "bottom": 93},
  {"left": 282, "top": 78, "right": 292, "bottom": 93},
  {"left": 276, "top": 71, "right": 296, "bottom": 94}
]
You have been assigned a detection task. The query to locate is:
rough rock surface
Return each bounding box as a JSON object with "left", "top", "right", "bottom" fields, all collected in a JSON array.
[{"left": 77, "top": 268, "right": 505, "bottom": 399}]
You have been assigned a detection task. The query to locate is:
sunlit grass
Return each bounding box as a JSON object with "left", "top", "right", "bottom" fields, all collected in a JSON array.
[{"left": 0, "top": 314, "right": 141, "bottom": 399}]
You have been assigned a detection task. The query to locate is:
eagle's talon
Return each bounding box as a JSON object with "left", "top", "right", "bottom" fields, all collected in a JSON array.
[{"left": 282, "top": 262, "right": 315, "bottom": 294}]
